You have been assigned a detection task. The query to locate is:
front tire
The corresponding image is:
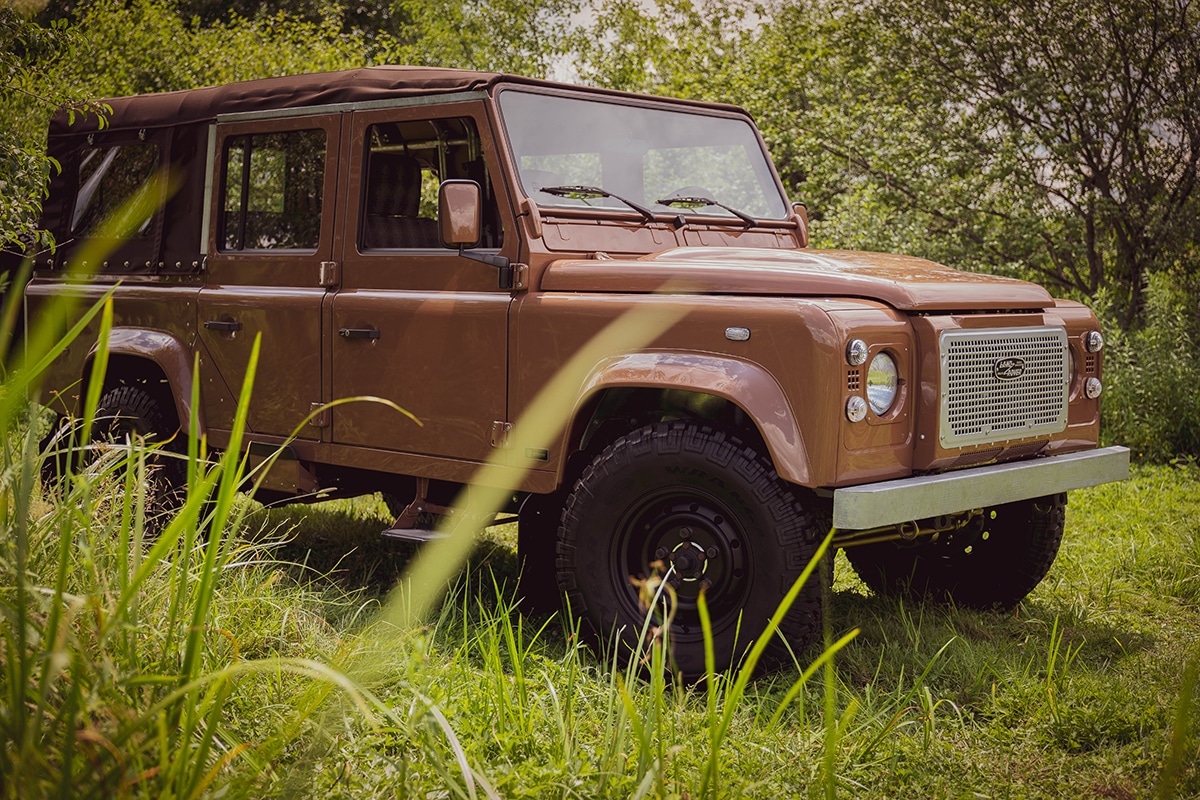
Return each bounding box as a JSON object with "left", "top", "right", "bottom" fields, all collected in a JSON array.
[
  {"left": 845, "top": 494, "right": 1067, "bottom": 610},
  {"left": 557, "top": 421, "right": 826, "bottom": 677}
]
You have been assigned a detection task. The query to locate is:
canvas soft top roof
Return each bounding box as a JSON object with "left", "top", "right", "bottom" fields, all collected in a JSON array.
[
  {"left": 50, "top": 66, "right": 505, "bottom": 134},
  {"left": 50, "top": 66, "right": 746, "bottom": 136}
]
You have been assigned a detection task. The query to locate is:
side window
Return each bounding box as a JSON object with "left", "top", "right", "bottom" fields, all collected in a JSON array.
[
  {"left": 72, "top": 142, "right": 159, "bottom": 237},
  {"left": 360, "top": 117, "right": 503, "bottom": 250},
  {"left": 221, "top": 128, "right": 325, "bottom": 251}
]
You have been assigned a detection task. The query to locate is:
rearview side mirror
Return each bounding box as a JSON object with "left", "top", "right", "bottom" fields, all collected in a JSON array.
[{"left": 439, "top": 179, "right": 482, "bottom": 248}]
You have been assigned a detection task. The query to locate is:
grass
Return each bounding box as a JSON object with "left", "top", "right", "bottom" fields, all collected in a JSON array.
[
  {"left": 5, "top": 451, "right": 1196, "bottom": 798},
  {"left": 1, "top": 292, "right": 1197, "bottom": 798}
]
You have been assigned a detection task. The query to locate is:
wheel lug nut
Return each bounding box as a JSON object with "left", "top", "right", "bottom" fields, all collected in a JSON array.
[
  {"left": 706, "top": 547, "right": 718, "bottom": 559},
  {"left": 655, "top": 547, "right": 668, "bottom": 559},
  {"left": 680, "top": 527, "right": 692, "bottom": 540}
]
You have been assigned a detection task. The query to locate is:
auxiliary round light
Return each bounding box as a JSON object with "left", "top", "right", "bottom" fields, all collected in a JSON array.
[
  {"left": 846, "top": 339, "right": 868, "bottom": 366},
  {"left": 846, "top": 395, "right": 868, "bottom": 423},
  {"left": 1085, "top": 377, "right": 1103, "bottom": 399},
  {"left": 866, "top": 352, "right": 899, "bottom": 415},
  {"left": 1085, "top": 330, "right": 1104, "bottom": 353}
]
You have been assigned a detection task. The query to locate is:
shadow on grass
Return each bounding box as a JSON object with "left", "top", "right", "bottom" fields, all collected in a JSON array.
[
  {"left": 236, "top": 496, "right": 1161, "bottom": 710},
  {"left": 827, "top": 583, "right": 1158, "bottom": 708},
  {"left": 237, "top": 494, "right": 527, "bottom": 604}
]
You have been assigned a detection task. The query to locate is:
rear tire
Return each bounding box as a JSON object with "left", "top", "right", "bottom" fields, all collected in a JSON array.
[
  {"left": 94, "top": 385, "right": 186, "bottom": 519},
  {"left": 845, "top": 494, "right": 1066, "bottom": 610},
  {"left": 557, "top": 421, "right": 826, "bottom": 677}
]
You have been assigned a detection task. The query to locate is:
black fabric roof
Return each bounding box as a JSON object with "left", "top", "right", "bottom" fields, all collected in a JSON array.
[
  {"left": 49, "top": 65, "right": 746, "bottom": 136},
  {"left": 50, "top": 66, "right": 504, "bottom": 134}
]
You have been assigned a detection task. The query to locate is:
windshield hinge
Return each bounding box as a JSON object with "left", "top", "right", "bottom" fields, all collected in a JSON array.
[{"left": 490, "top": 421, "right": 513, "bottom": 449}]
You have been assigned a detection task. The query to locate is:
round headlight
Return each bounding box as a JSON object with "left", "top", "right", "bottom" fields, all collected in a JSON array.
[
  {"left": 1085, "top": 330, "right": 1104, "bottom": 353},
  {"left": 866, "top": 352, "right": 899, "bottom": 415},
  {"left": 846, "top": 339, "right": 868, "bottom": 366},
  {"left": 846, "top": 395, "right": 867, "bottom": 423},
  {"left": 1085, "top": 377, "right": 1103, "bottom": 399}
]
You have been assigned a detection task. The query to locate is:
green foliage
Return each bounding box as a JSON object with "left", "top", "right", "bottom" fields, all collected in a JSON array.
[
  {"left": 1099, "top": 271, "right": 1200, "bottom": 461},
  {"left": 0, "top": 5, "right": 105, "bottom": 255},
  {"left": 381, "top": 0, "right": 580, "bottom": 77},
  {"left": 755, "top": 0, "right": 1200, "bottom": 329}
]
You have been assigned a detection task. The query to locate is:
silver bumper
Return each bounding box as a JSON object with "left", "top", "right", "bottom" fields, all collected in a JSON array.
[{"left": 832, "top": 446, "right": 1130, "bottom": 530}]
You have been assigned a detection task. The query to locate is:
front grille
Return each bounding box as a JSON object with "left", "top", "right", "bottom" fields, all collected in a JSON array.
[{"left": 938, "top": 326, "right": 1068, "bottom": 448}]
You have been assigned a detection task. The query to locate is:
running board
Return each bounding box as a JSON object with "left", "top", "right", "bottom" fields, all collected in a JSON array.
[{"left": 381, "top": 526, "right": 448, "bottom": 543}]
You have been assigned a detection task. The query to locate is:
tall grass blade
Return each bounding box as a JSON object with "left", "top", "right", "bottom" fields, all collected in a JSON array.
[
  {"left": 698, "top": 528, "right": 836, "bottom": 800},
  {"left": 1155, "top": 647, "right": 1199, "bottom": 799}
]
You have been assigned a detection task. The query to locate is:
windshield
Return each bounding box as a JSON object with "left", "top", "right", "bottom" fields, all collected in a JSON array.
[{"left": 498, "top": 89, "right": 790, "bottom": 221}]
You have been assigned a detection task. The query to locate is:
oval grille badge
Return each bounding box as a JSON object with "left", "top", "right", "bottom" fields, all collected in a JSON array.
[{"left": 993, "top": 357, "right": 1027, "bottom": 380}]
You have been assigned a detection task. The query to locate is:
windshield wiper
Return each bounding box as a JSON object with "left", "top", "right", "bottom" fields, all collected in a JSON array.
[
  {"left": 539, "top": 185, "right": 657, "bottom": 223},
  {"left": 657, "top": 194, "right": 759, "bottom": 228}
]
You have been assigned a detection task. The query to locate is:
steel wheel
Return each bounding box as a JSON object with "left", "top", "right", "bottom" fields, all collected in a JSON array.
[{"left": 558, "top": 420, "right": 826, "bottom": 677}]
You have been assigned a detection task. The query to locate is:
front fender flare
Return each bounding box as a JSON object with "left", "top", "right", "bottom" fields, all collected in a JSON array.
[{"left": 564, "top": 351, "right": 811, "bottom": 486}]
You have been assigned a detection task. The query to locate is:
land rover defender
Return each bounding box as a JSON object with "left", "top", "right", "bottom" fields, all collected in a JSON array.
[{"left": 18, "top": 67, "right": 1130, "bottom": 674}]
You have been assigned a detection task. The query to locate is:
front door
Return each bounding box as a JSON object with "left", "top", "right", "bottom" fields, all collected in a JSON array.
[
  {"left": 330, "top": 103, "right": 513, "bottom": 463},
  {"left": 198, "top": 113, "right": 342, "bottom": 442}
]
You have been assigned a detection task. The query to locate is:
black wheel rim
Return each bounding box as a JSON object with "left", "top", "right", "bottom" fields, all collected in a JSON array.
[{"left": 611, "top": 487, "right": 751, "bottom": 636}]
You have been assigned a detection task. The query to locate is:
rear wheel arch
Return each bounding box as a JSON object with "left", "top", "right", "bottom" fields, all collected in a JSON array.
[{"left": 82, "top": 329, "right": 198, "bottom": 437}]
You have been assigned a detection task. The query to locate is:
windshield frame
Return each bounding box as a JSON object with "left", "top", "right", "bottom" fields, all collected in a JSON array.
[{"left": 492, "top": 84, "right": 793, "bottom": 225}]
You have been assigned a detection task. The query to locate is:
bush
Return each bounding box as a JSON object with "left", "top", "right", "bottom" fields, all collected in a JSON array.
[{"left": 1099, "top": 272, "right": 1200, "bottom": 462}]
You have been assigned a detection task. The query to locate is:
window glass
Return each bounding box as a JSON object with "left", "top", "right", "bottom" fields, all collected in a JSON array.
[
  {"left": 72, "top": 143, "right": 160, "bottom": 237},
  {"left": 221, "top": 129, "right": 325, "bottom": 251},
  {"left": 499, "top": 90, "right": 789, "bottom": 221},
  {"left": 360, "top": 117, "right": 503, "bottom": 250}
]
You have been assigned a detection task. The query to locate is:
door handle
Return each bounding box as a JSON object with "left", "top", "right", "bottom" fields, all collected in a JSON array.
[
  {"left": 339, "top": 327, "right": 381, "bottom": 340},
  {"left": 204, "top": 319, "right": 242, "bottom": 332}
]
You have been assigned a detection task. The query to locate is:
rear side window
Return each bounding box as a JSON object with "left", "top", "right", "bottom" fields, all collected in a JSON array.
[
  {"left": 221, "top": 129, "right": 325, "bottom": 251},
  {"left": 72, "top": 142, "right": 160, "bottom": 237}
]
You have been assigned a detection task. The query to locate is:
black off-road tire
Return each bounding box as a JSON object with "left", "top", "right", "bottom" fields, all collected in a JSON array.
[
  {"left": 845, "top": 494, "right": 1067, "bottom": 610},
  {"left": 557, "top": 420, "right": 826, "bottom": 678},
  {"left": 94, "top": 385, "right": 187, "bottom": 518}
]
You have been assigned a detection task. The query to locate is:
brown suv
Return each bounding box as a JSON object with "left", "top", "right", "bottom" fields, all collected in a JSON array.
[{"left": 21, "top": 66, "right": 1129, "bottom": 674}]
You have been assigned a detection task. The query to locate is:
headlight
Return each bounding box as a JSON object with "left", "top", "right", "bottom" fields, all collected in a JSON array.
[{"left": 866, "top": 352, "right": 899, "bottom": 415}]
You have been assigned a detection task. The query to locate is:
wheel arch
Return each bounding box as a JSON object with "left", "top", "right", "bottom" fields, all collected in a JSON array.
[
  {"left": 83, "top": 328, "right": 199, "bottom": 436},
  {"left": 556, "top": 352, "right": 812, "bottom": 488}
]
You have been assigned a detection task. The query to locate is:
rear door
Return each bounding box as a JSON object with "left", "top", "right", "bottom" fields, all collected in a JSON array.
[{"left": 198, "top": 113, "right": 341, "bottom": 441}]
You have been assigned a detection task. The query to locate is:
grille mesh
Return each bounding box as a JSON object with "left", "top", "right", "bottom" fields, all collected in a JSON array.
[{"left": 939, "top": 327, "right": 1068, "bottom": 448}]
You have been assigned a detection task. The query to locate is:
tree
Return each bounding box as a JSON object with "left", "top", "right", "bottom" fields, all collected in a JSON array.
[
  {"left": 1, "top": 4, "right": 105, "bottom": 257},
  {"left": 754, "top": 0, "right": 1200, "bottom": 330}
]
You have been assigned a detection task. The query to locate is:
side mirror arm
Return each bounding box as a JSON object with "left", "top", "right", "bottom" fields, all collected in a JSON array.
[{"left": 458, "top": 245, "right": 513, "bottom": 289}]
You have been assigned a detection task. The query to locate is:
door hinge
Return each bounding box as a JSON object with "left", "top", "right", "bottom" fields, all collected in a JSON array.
[
  {"left": 309, "top": 402, "right": 330, "bottom": 428},
  {"left": 490, "top": 421, "right": 513, "bottom": 448},
  {"left": 318, "top": 261, "right": 339, "bottom": 288},
  {"left": 512, "top": 263, "right": 529, "bottom": 291}
]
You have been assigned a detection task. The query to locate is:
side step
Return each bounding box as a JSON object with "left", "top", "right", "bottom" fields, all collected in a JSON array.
[{"left": 381, "top": 526, "right": 448, "bottom": 543}]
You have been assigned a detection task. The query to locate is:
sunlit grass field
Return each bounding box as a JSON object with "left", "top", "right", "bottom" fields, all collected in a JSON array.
[
  {"left": 4, "top": 445, "right": 1197, "bottom": 798},
  {"left": 1, "top": 289, "right": 1196, "bottom": 799}
]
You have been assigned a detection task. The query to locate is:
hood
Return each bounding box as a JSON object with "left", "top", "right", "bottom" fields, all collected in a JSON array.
[{"left": 539, "top": 247, "right": 1054, "bottom": 312}]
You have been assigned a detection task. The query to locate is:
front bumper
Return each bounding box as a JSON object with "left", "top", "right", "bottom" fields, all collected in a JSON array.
[{"left": 832, "top": 446, "right": 1130, "bottom": 530}]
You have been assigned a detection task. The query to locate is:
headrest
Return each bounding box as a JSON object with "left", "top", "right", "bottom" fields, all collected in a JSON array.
[{"left": 366, "top": 152, "right": 422, "bottom": 217}]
